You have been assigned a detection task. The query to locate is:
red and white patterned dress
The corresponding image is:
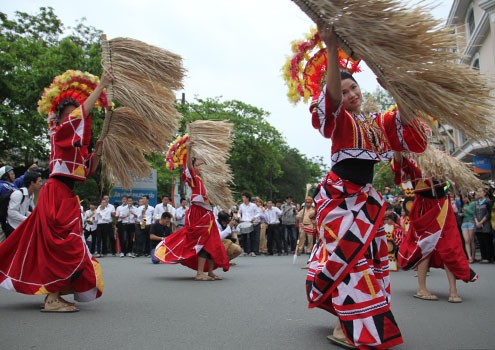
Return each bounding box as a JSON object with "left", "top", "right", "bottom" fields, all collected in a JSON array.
[
  {"left": 153, "top": 165, "right": 229, "bottom": 272},
  {"left": 0, "top": 106, "right": 104, "bottom": 302},
  {"left": 306, "top": 89, "right": 427, "bottom": 349}
]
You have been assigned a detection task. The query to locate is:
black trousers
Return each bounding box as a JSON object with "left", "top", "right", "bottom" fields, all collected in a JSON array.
[
  {"left": 84, "top": 229, "right": 97, "bottom": 253},
  {"left": 134, "top": 225, "right": 151, "bottom": 256},
  {"left": 267, "top": 224, "right": 282, "bottom": 255},
  {"left": 117, "top": 223, "right": 135, "bottom": 255},
  {"left": 239, "top": 232, "right": 250, "bottom": 254},
  {"left": 96, "top": 223, "right": 114, "bottom": 255},
  {"left": 1, "top": 222, "right": 14, "bottom": 238},
  {"left": 249, "top": 224, "right": 261, "bottom": 254},
  {"left": 476, "top": 231, "right": 494, "bottom": 262}
]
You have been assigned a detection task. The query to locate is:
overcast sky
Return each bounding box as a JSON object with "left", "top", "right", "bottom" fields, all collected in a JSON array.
[{"left": 4, "top": 1, "right": 453, "bottom": 166}]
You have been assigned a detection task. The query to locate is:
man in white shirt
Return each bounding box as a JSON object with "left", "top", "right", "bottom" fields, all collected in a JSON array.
[
  {"left": 264, "top": 200, "right": 283, "bottom": 255},
  {"left": 132, "top": 195, "right": 155, "bottom": 257},
  {"left": 102, "top": 194, "right": 115, "bottom": 212},
  {"left": 174, "top": 198, "right": 188, "bottom": 229},
  {"left": 121, "top": 197, "right": 137, "bottom": 257},
  {"left": 95, "top": 199, "right": 114, "bottom": 257},
  {"left": 83, "top": 202, "right": 98, "bottom": 254},
  {"left": 5, "top": 172, "right": 42, "bottom": 237},
  {"left": 281, "top": 195, "right": 298, "bottom": 255},
  {"left": 238, "top": 191, "right": 260, "bottom": 257},
  {"left": 115, "top": 195, "right": 133, "bottom": 257},
  {"left": 153, "top": 194, "right": 176, "bottom": 225}
]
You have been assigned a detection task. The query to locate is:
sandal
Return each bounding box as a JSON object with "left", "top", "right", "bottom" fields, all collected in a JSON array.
[
  {"left": 41, "top": 298, "right": 79, "bottom": 313},
  {"left": 448, "top": 296, "right": 463, "bottom": 303},
  {"left": 414, "top": 293, "right": 439, "bottom": 301},
  {"left": 194, "top": 275, "right": 213, "bottom": 281},
  {"left": 40, "top": 296, "right": 76, "bottom": 309},
  {"left": 327, "top": 335, "right": 357, "bottom": 349}
]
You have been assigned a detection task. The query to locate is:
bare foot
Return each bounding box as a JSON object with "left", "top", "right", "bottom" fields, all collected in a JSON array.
[
  {"left": 448, "top": 295, "right": 463, "bottom": 303},
  {"left": 194, "top": 274, "right": 213, "bottom": 281},
  {"left": 208, "top": 273, "right": 223, "bottom": 280}
]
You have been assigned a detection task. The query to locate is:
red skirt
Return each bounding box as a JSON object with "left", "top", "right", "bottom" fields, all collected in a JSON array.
[
  {"left": 154, "top": 204, "right": 229, "bottom": 272},
  {"left": 0, "top": 177, "right": 103, "bottom": 301},
  {"left": 398, "top": 195, "right": 477, "bottom": 282}
]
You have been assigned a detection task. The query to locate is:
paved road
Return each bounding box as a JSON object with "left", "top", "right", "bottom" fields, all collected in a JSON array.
[{"left": 1, "top": 255, "right": 494, "bottom": 350}]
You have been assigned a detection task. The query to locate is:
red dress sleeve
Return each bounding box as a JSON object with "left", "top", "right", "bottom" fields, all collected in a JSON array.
[
  {"left": 381, "top": 110, "right": 427, "bottom": 153},
  {"left": 310, "top": 87, "right": 345, "bottom": 139}
]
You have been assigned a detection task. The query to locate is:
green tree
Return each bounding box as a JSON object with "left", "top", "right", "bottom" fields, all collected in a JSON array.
[
  {"left": 0, "top": 7, "right": 104, "bottom": 166},
  {"left": 274, "top": 146, "right": 322, "bottom": 203},
  {"left": 362, "top": 86, "right": 394, "bottom": 113}
]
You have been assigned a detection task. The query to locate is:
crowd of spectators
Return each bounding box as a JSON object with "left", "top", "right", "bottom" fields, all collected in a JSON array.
[
  {"left": 383, "top": 183, "right": 495, "bottom": 265},
  {"left": 80, "top": 190, "right": 318, "bottom": 262},
  {"left": 5, "top": 168, "right": 494, "bottom": 267}
]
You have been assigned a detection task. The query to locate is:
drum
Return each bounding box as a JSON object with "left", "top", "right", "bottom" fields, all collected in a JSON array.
[{"left": 237, "top": 221, "right": 254, "bottom": 234}]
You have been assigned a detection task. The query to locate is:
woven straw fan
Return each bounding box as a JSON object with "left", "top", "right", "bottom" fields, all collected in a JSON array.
[
  {"left": 291, "top": 0, "right": 495, "bottom": 140},
  {"left": 99, "top": 35, "right": 185, "bottom": 188},
  {"left": 187, "top": 120, "right": 235, "bottom": 210},
  {"left": 414, "top": 144, "right": 482, "bottom": 193}
]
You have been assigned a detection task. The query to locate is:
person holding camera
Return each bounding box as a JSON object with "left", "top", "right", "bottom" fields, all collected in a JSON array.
[{"left": 217, "top": 211, "right": 242, "bottom": 263}]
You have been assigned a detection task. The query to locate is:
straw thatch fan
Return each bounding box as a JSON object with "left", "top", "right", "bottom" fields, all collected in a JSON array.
[
  {"left": 413, "top": 144, "right": 482, "bottom": 192},
  {"left": 99, "top": 35, "right": 185, "bottom": 188},
  {"left": 187, "top": 120, "right": 235, "bottom": 210},
  {"left": 291, "top": 0, "right": 495, "bottom": 140}
]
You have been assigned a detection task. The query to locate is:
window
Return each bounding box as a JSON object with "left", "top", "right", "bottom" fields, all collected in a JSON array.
[
  {"left": 466, "top": 8, "right": 475, "bottom": 37},
  {"left": 472, "top": 58, "right": 480, "bottom": 69},
  {"left": 458, "top": 130, "right": 465, "bottom": 146},
  {"left": 471, "top": 53, "right": 480, "bottom": 70}
]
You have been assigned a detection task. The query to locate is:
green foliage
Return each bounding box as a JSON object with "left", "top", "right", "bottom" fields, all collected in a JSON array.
[
  {"left": 0, "top": 7, "right": 103, "bottom": 165},
  {"left": 362, "top": 86, "right": 395, "bottom": 113},
  {"left": 372, "top": 162, "right": 401, "bottom": 195},
  {"left": 74, "top": 178, "right": 100, "bottom": 206},
  {"left": 146, "top": 152, "right": 179, "bottom": 198}
]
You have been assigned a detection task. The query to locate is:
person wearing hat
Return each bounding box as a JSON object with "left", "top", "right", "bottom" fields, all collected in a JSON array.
[
  {"left": 296, "top": 197, "right": 316, "bottom": 255},
  {"left": 0, "top": 69, "right": 111, "bottom": 312}
]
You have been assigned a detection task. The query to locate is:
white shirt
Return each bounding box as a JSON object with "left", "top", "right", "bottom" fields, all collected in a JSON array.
[
  {"left": 96, "top": 206, "right": 114, "bottom": 224},
  {"left": 153, "top": 203, "right": 176, "bottom": 222},
  {"left": 238, "top": 202, "right": 260, "bottom": 223},
  {"left": 175, "top": 206, "right": 188, "bottom": 226},
  {"left": 264, "top": 207, "right": 282, "bottom": 225},
  {"left": 253, "top": 206, "right": 264, "bottom": 225},
  {"left": 84, "top": 209, "right": 97, "bottom": 231},
  {"left": 120, "top": 205, "right": 136, "bottom": 224},
  {"left": 216, "top": 220, "right": 232, "bottom": 240},
  {"left": 7, "top": 187, "right": 34, "bottom": 229},
  {"left": 116, "top": 204, "right": 132, "bottom": 223},
  {"left": 133, "top": 205, "right": 155, "bottom": 226}
]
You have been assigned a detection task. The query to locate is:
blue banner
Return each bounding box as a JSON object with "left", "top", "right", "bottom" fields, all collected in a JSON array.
[
  {"left": 473, "top": 156, "right": 491, "bottom": 174},
  {"left": 110, "top": 169, "right": 158, "bottom": 206}
]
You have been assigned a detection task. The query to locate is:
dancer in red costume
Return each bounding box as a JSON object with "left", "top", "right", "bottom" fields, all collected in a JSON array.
[
  {"left": 393, "top": 152, "right": 478, "bottom": 303},
  {"left": 303, "top": 25, "right": 427, "bottom": 349},
  {"left": 154, "top": 141, "right": 229, "bottom": 281},
  {"left": 0, "top": 70, "right": 111, "bottom": 312}
]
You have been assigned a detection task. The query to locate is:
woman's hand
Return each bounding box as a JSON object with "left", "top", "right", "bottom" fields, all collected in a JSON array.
[
  {"left": 317, "top": 22, "right": 337, "bottom": 49},
  {"left": 94, "top": 139, "right": 103, "bottom": 157},
  {"left": 99, "top": 69, "right": 113, "bottom": 89}
]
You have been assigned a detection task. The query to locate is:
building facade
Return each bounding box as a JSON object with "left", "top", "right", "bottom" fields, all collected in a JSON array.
[{"left": 443, "top": 0, "right": 495, "bottom": 180}]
